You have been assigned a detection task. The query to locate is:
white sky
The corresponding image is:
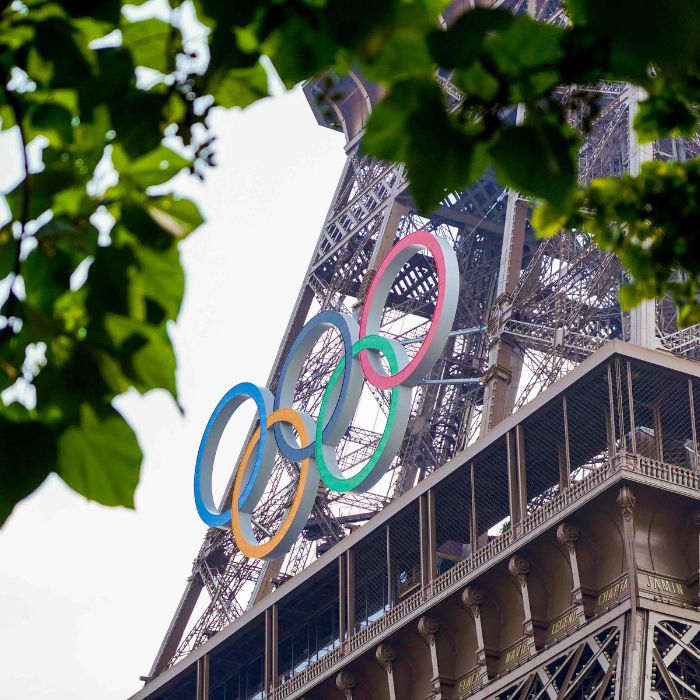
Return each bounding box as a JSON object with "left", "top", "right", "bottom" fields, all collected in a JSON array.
[{"left": 0, "top": 86, "right": 346, "bottom": 699}]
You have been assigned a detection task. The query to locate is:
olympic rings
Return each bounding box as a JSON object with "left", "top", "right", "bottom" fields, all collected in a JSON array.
[
  {"left": 274, "top": 310, "right": 360, "bottom": 462},
  {"left": 359, "top": 231, "right": 459, "bottom": 389},
  {"left": 232, "top": 408, "right": 319, "bottom": 561},
  {"left": 194, "top": 382, "right": 275, "bottom": 528},
  {"left": 193, "top": 230, "right": 459, "bottom": 560},
  {"left": 316, "top": 334, "right": 410, "bottom": 493}
]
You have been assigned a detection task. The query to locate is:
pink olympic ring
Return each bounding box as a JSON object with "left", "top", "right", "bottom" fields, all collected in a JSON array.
[{"left": 359, "top": 230, "right": 458, "bottom": 390}]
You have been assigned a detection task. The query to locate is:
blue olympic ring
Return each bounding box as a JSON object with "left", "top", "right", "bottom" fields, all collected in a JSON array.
[
  {"left": 194, "top": 382, "right": 274, "bottom": 527},
  {"left": 273, "top": 310, "right": 359, "bottom": 462}
]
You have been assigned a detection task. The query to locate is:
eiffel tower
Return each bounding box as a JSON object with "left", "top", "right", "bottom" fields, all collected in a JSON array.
[{"left": 137, "top": 1, "right": 700, "bottom": 697}]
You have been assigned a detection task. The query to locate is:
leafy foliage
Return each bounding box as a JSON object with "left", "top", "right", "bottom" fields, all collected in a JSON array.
[
  {"left": 534, "top": 160, "right": 700, "bottom": 325},
  {"left": 2, "top": 0, "right": 700, "bottom": 524},
  {"left": 0, "top": 0, "right": 204, "bottom": 523}
]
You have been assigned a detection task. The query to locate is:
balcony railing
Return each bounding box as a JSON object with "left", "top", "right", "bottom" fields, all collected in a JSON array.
[{"left": 270, "top": 451, "right": 698, "bottom": 699}]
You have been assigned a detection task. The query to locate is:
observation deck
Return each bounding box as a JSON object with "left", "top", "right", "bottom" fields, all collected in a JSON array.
[{"left": 132, "top": 341, "right": 700, "bottom": 699}]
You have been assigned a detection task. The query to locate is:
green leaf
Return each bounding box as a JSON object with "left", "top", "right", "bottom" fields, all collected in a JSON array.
[
  {"left": 22, "top": 246, "right": 75, "bottom": 314},
  {"left": 117, "top": 144, "right": 191, "bottom": 188},
  {"left": 32, "top": 342, "right": 112, "bottom": 425},
  {"left": 260, "top": 10, "right": 336, "bottom": 87},
  {"left": 0, "top": 24, "right": 34, "bottom": 51},
  {"left": 0, "top": 415, "right": 56, "bottom": 526},
  {"left": 103, "top": 314, "right": 177, "bottom": 397},
  {"left": 325, "top": 0, "right": 398, "bottom": 52},
  {"left": 568, "top": 0, "right": 700, "bottom": 77},
  {"left": 57, "top": 403, "right": 142, "bottom": 508},
  {"left": 363, "top": 79, "right": 434, "bottom": 163},
  {"left": 618, "top": 283, "right": 645, "bottom": 310},
  {"left": 634, "top": 90, "right": 698, "bottom": 144},
  {"left": 147, "top": 195, "right": 204, "bottom": 239},
  {"left": 364, "top": 78, "right": 488, "bottom": 211},
  {"left": 356, "top": 1, "right": 441, "bottom": 85},
  {"left": 6, "top": 167, "right": 78, "bottom": 222},
  {"left": 121, "top": 18, "right": 174, "bottom": 74},
  {"left": 428, "top": 8, "right": 512, "bottom": 68},
  {"left": 28, "top": 102, "right": 74, "bottom": 146},
  {"left": 489, "top": 15, "right": 564, "bottom": 75},
  {"left": 489, "top": 122, "right": 578, "bottom": 203},
  {"left": 60, "top": 0, "right": 122, "bottom": 25},
  {"left": 85, "top": 244, "right": 141, "bottom": 318},
  {"left": 84, "top": 46, "right": 134, "bottom": 114},
  {"left": 163, "top": 92, "right": 186, "bottom": 125},
  {"left": 121, "top": 224, "right": 185, "bottom": 320},
  {"left": 110, "top": 89, "right": 169, "bottom": 157},
  {"left": 194, "top": 0, "right": 259, "bottom": 30},
  {"left": 405, "top": 111, "right": 486, "bottom": 213},
  {"left": 207, "top": 62, "right": 269, "bottom": 108},
  {"left": 454, "top": 62, "right": 500, "bottom": 101},
  {"left": 34, "top": 17, "right": 95, "bottom": 90},
  {"left": 35, "top": 217, "right": 99, "bottom": 260},
  {"left": 532, "top": 202, "right": 570, "bottom": 238},
  {"left": 0, "top": 105, "right": 16, "bottom": 131},
  {"left": 0, "top": 228, "right": 17, "bottom": 279}
]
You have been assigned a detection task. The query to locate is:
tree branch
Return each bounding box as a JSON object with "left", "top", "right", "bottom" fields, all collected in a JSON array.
[{"left": 0, "top": 63, "right": 31, "bottom": 348}]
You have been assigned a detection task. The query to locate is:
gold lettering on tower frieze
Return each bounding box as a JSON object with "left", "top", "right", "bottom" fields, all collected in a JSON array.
[
  {"left": 455, "top": 669, "right": 480, "bottom": 697},
  {"left": 549, "top": 608, "right": 579, "bottom": 638},
  {"left": 597, "top": 578, "right": 629, "bottom": 608},
  {"left": 643, "top": 573, "right": 686, "bottom": 598},
  {"left": 502, "top": 639, "right": 529, "bottom": 669}
]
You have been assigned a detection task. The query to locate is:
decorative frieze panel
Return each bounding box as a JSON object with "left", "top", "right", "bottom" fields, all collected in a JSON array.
[
  {"left": 597, "top": 576, "right": 630, "bottom": 614},
  {"left": 638, "top": 570, "right": 690, "bottom": 604}
]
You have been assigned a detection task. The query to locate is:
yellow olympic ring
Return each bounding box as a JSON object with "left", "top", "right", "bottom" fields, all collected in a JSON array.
[{"left": 231, "top": 408, "right": 320, "bottom": 560}]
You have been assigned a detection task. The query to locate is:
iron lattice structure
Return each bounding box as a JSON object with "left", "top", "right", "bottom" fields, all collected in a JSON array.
[{"left": 148, "top": 0, "right": 700, "bottom": 679}]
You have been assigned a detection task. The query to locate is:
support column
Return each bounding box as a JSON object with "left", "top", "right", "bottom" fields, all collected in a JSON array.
[
  {"left": 615, "top": 359, "right": 627, "bottom": 453},
  {"left": 618, "top": 486, "right": 643, "bottom": 700},
  {"left": 557, "top": 523, "right": 585, "bottom": 616},
  {"left": 627, "top": 86, "right": 656, "bottom": 349},
  {"left": 271, "top": 604, "right": 278, "bottom": 691},
  {"left": 419, "top": 494, "right": 436, "bottom": 590},
  {"left": 607, "top": 363, "right": 618, "bottom": 461},
  {"left": 195, "top": 655, "right": 209, "bottom": 700},
  {"left": 560, "top": 396, "right": 571, "bottom": 488},
  {"left": 480, "top": 192, "right": 528, "bottom": 434},
  {"left": 375, "top": 643, "right": 398, "bottom": 700},
  {"left": 386, "top": 525, "right": 394, "bottom": 607},
  {"left": 418, "top": 615, "right": 442, "bottom": 698},
  {"left": 461, "top": 586, "right": 489, "bottom": 684},
  {"left": 626, "top": 361, "right": 637, "bottom": 454},
  {"left": 202, "top": 655, "right": 209, "bottom": 700},
  {"left": 506, "top": 431, "right": 523, "bottom": 533},
  {"left": 694, "top": 511, "right": 700, "bottom": 607},
  {"left": 508, "top": 555, "right": 536, "bottom": 653},
  {"left": 689, "top": 380, "right": 698, "bottom": 470},
  {"left": 653, "top": 404, "right": 664, "bottom": 462},
  {"left": 469, "top": 463, "right": 479, "bottom": 551},
  {"left": 346, "top": 549, "right": 355, "bottom": 637},
  {"left": 515, "top": 425, "right": 528, "bottom": 525},
  {"left": 264, "top": 607, "right": 272, "bottom": 695},
  {"left": 339, "top": 555, "right": 347, "bottom": 645},
  {"left": 618, "top": 487, "right": 638, "bottom": 608},
  {"left": 427, "top": 489, "right": 437, "bottom": 585}
]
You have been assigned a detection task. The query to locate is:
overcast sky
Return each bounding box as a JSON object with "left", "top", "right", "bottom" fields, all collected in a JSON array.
[{"left": 0, "top": 86, "right": 345, "bottom": 699}]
